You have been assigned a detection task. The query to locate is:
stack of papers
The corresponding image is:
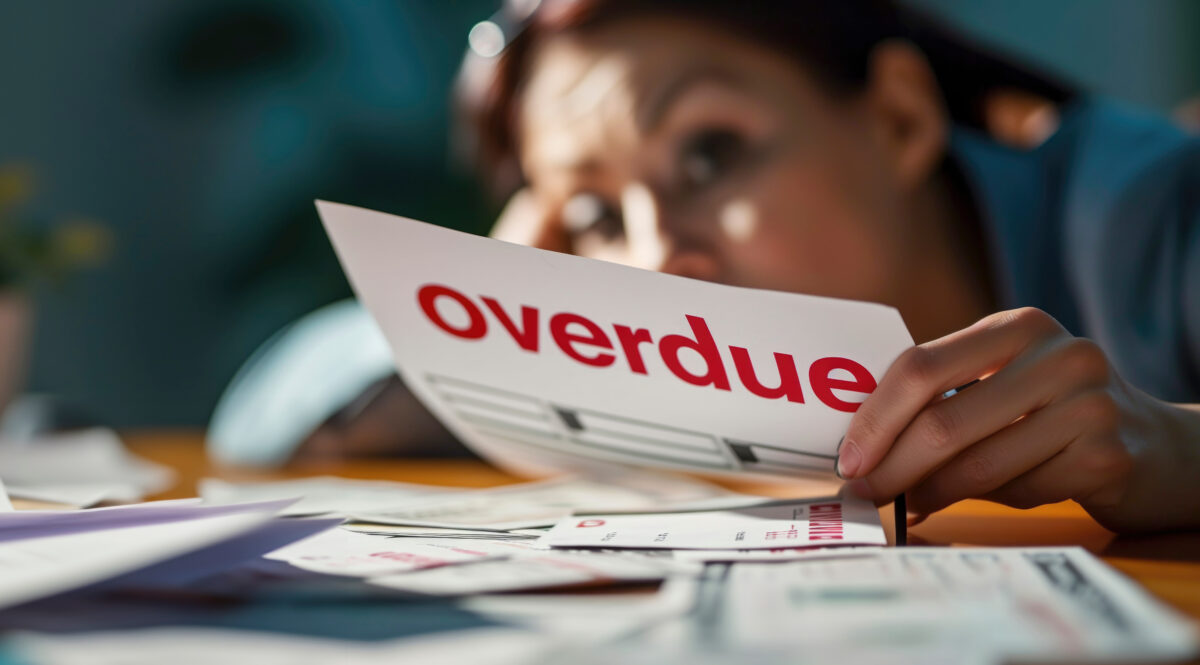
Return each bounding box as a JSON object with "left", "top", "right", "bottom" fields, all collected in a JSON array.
[
  {"left": 203, "top": 470, "right": 758, "bottom": 527},
  {"left": 0, "top": 498, "right": 336, "bottom": 611},
  {"left": 217, "top": 475, "right": 883, "bottom": 595},
  {"left": 4, "top": 477, "right": 1194, "bottom": 665}
]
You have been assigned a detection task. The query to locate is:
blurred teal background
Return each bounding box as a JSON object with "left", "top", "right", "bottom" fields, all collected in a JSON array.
[
  {"left": 0, "top": 0, "right": 1196, "bottom": 427},
  {"left": 914, "top": 0, "right": 1200, "bottom": 110}
]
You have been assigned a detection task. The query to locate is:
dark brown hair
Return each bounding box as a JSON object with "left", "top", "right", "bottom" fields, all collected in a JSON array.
[{"left": 461, "top": 0, "right": 1075, "bottom": 197}]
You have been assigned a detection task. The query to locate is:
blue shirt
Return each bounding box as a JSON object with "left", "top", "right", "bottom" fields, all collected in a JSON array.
[{"left": 952, "top": 98, "right": 1200, "bottom": 403}]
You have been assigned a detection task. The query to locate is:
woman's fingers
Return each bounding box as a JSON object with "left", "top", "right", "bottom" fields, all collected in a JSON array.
[
  {"left": 983, "top": 417, "right": 1133, "bottom": 511},
  {"left": 903, "top": 390, "right": 1112, "bottom": 514},
  {"left": 489, "top": 188, "right": 569, "bottom": 252},
  {"left": 851, "top": 336, "right": 1113, "bottom": 502},
  {"left": 840, "top": 307, "right": 1066, "bottom": 480}
]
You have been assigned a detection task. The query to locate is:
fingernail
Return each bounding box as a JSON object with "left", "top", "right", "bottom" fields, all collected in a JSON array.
[
  {"left": 837, "top": 439, "right": 861, "bottom": 479},
  {"left": 906, "top": 512, "right": 928, "bottom": 527},
  {"left": 847, "top": 477, "right": 873, "bottom": 499}
]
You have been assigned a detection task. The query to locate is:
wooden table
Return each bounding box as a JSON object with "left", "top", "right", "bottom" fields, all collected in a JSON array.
[{"left": 124, "top": 430, "right": 1200, "bottom": 628}]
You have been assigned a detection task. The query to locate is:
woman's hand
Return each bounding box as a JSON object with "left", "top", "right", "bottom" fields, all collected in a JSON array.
[
  {"left": 488, "top": 188, "right": 569, "bottom": 251},
  {"left": 838, "top": 307, "right": 1200, "bottom": 533},
  {"left": 291, "top": 376, "right": 473, "bottom": 464}
]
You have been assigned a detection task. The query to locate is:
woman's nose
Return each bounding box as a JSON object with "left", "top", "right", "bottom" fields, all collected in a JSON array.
[{"left": 620, "top": 183, "right": 720, "bottom": 281}]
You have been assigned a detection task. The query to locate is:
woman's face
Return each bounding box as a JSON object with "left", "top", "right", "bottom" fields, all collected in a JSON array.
[{"left": 515, "top": 16, "right": 940, "bottom": 309}]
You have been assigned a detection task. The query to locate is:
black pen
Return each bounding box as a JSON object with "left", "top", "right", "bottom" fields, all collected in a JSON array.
[
  {"left": 838, "top": 436, "right": 907, "bottom": 547},
  {"left": 894, "top": 379, "right": 982, "bottom": 546}
]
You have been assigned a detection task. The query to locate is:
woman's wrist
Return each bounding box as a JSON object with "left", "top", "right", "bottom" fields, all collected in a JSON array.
[{"left": 1085, "top": 395, "right": 1200, "bottom": 533}]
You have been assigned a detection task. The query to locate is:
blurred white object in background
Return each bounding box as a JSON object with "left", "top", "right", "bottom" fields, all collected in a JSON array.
[
  {"left": 0, "top": 427, "right": 173, "bottom": 507},
  {"left": 0, "top": 474, "right": 12, "bottom": 511}
]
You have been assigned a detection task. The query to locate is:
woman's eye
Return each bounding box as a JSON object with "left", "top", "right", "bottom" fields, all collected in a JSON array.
[
  {"left": 561, "top": 192, "right": 622, "bottom": 240},
  {"left": 679, "top": 128, "right": 746, "bottom": 189}
]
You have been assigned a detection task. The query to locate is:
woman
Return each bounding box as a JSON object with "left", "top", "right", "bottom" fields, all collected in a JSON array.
[{"left": 211, "top": 0, "right": 1200, "bottom": 532}]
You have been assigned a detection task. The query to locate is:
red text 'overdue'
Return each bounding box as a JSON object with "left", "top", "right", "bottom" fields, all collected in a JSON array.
[{"left": 417, "top": 283, "right": 877, "bottom": 413}]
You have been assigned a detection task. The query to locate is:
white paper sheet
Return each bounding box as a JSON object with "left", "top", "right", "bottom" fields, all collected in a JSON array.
[
  {"left": 563, "top": 640, "right": 984, "bottom": 665},
  {"left": 105, "top": 517, "right": 341, "bottom": 589},
  {"left": 12, "top": 626, "right": 552, "bottom": 665},
  {"left": 670, "top": 545, "right": 882, "bottom": 563},
  {"left": 265, "top": 527, "right": 543, "bottom": 577},
  {"left": 0, "top": 498, "right": 290, "bottom": 543},
  {"left": 371, "top": 552, "right": 670, "bottom": 595},
  {"left": 5, "top": 483, "right": 124, "bottom": 509},
  {"left": 199, "top": 476, "right": 453, "bottom": 516},
  {"left": 318, "top": 202, "right": 913, "bottom": 478},
  {"left": 713, "top": 547, "right": 1198, "bottom": 663},
  {"left": 540, "top": 495, "right": 886, "bottom": 550},
  {"left": 342, "top": 523, "right": 543, "bottom": 540},
  {"left": 353, "top": 473, "right": 758, "bottom": 530},
  {"left": 0, "top": 505, "right": 290, "bottom": 610},
  {"left": 461, "top": 575, "right": 699, "bottom": 643}
]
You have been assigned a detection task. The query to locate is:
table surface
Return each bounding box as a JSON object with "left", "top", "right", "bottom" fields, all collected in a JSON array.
[{"left": 123, "top": 430, "right": 1200, "bottom": 627}]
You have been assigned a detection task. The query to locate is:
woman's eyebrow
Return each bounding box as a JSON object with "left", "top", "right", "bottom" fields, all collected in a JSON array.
[{"left": 636, "top": 65, "right": 744, "bottom": 132}]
